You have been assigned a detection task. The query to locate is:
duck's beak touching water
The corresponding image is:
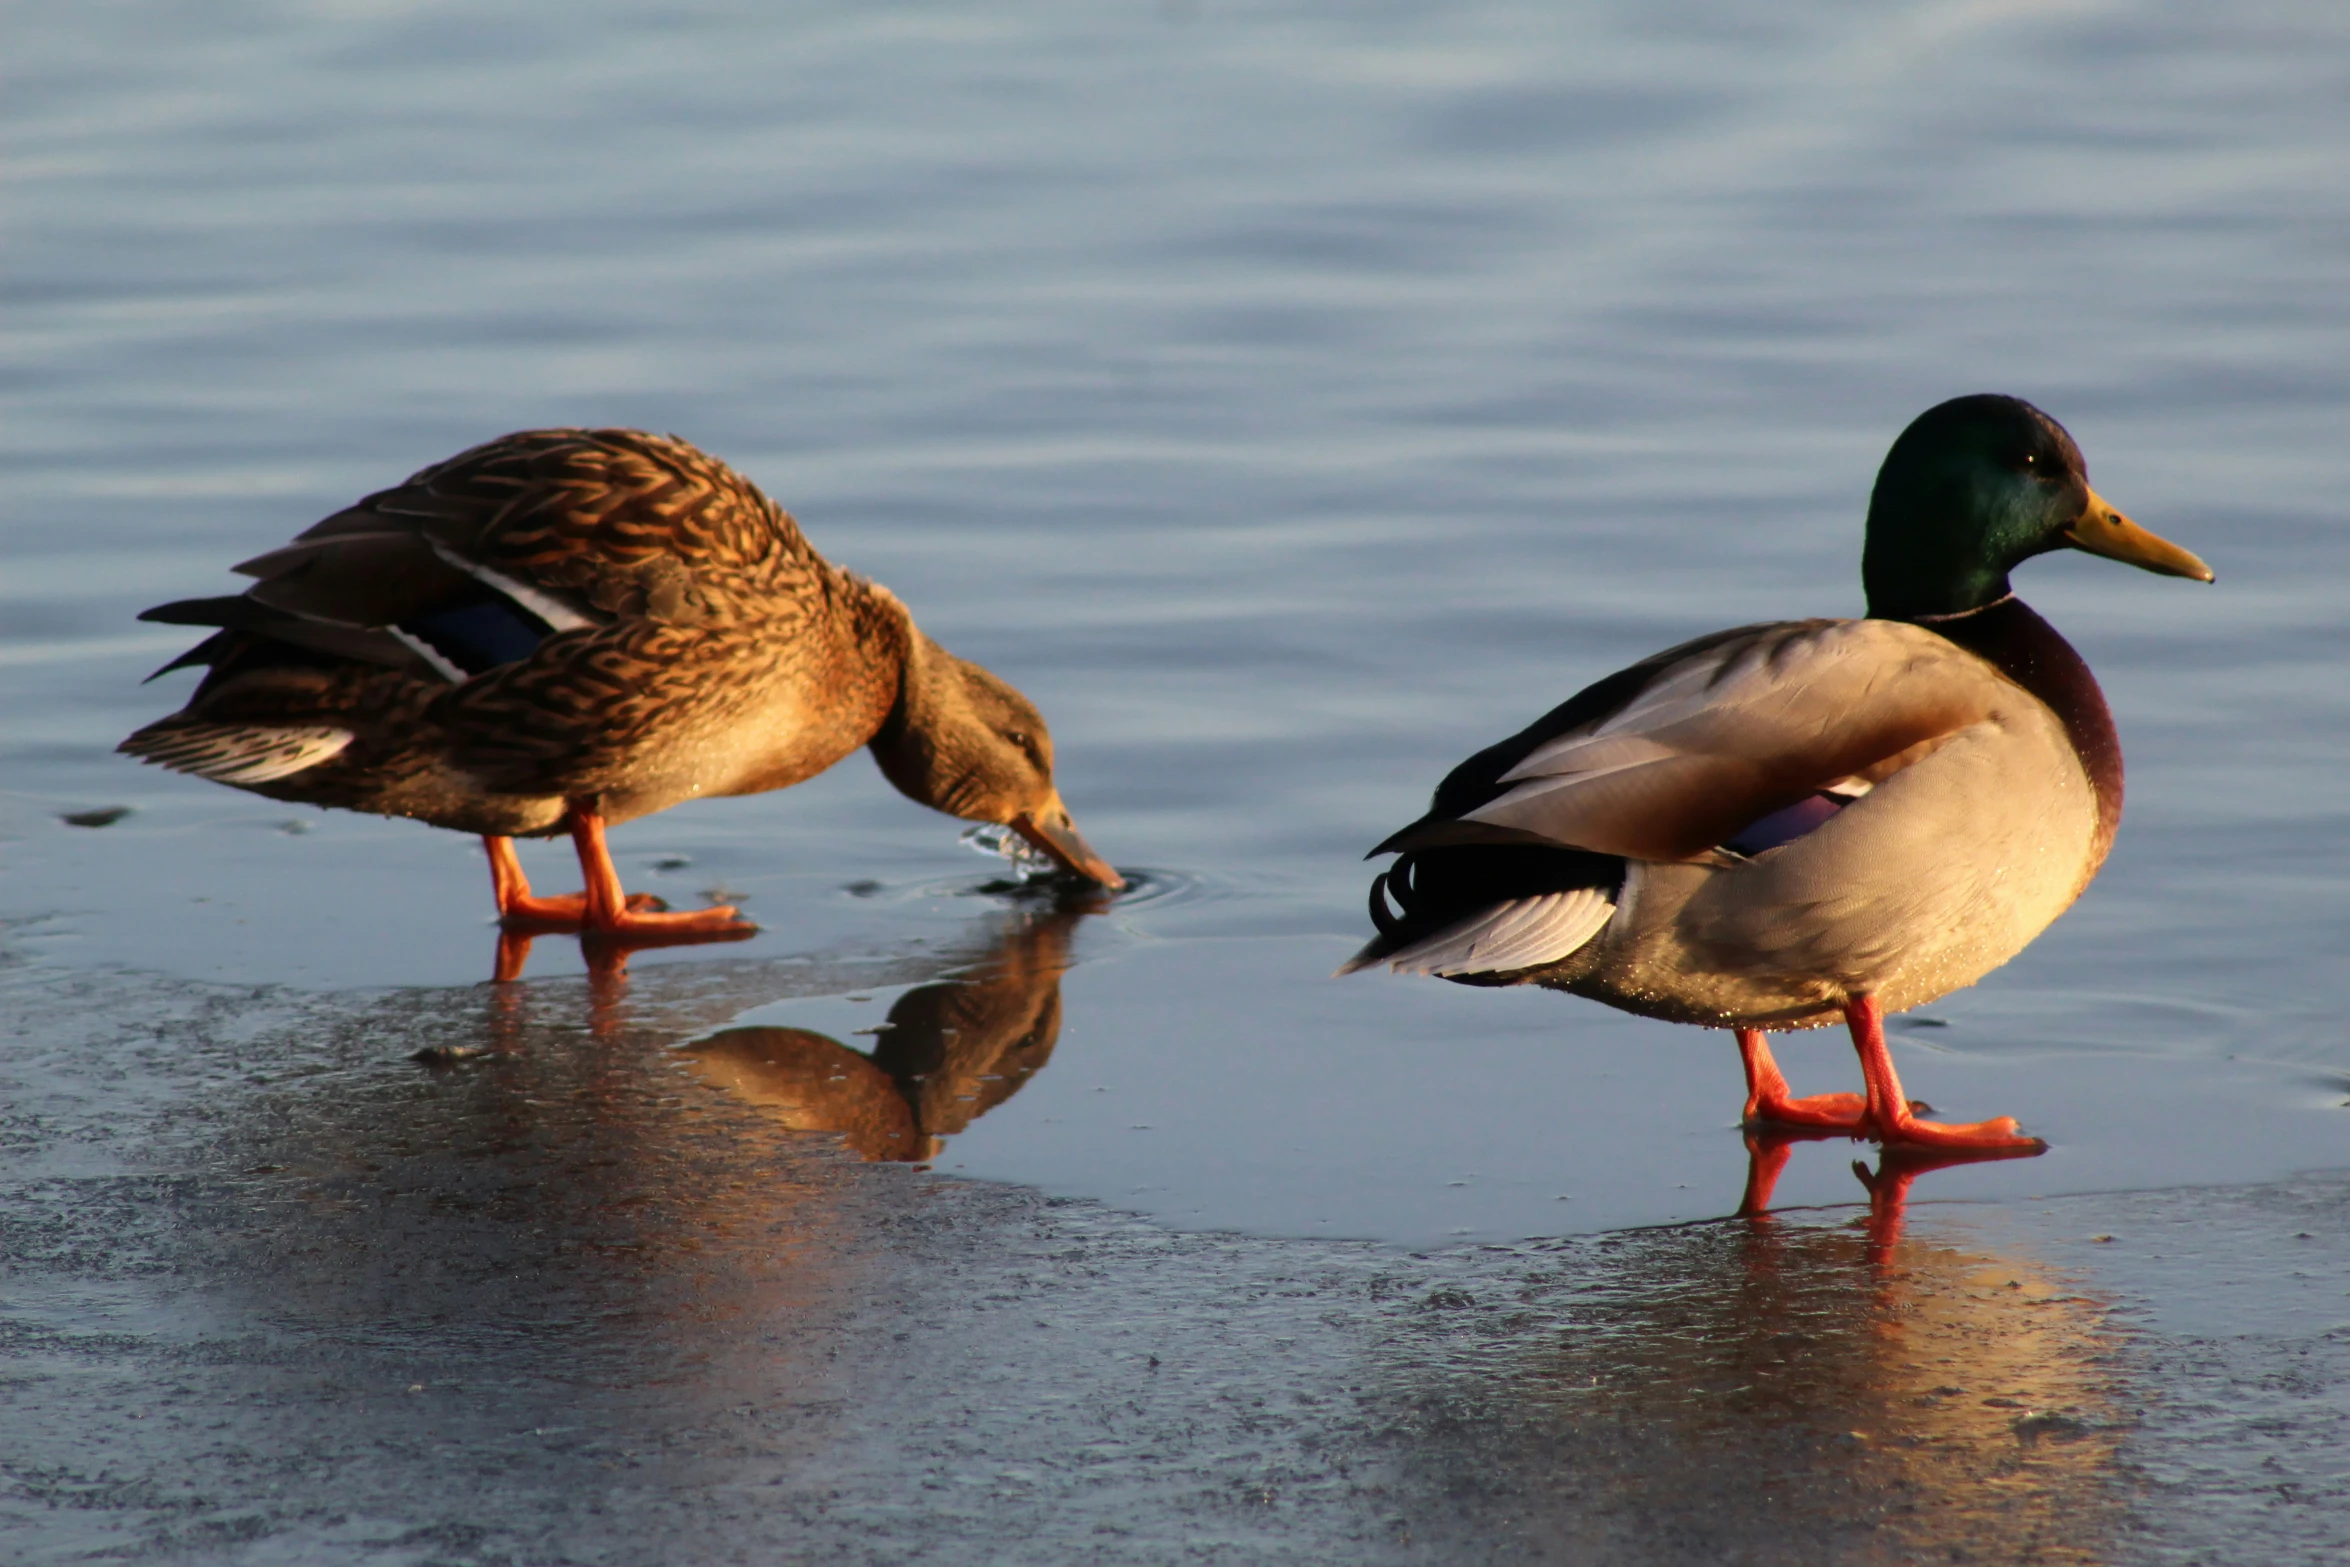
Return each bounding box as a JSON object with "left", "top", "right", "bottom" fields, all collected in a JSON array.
[
  {"left": 1012, "top": 795, "right": 1125, "bottom": 890},
  {"left": 2063, "top": 488, "right": 2214, "bottom": 582}
]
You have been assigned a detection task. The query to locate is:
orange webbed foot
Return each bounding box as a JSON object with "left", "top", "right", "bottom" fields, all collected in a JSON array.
[
  {"left": 581, "top": 903, "right": 757, "bottom": 943},
  {"left": 1863, "top": 1107, "right": 2048, "bottom": 1154},
  {"left": 497, "top": 890, "right": 667, "bottom": 932},
  {"left": 576, "top": 915, "right": 756, "bottom": 985},
  {"left": 1745, "top": 1088, "right": 1868, "bottom": 1132},
  {"left": 1841, "top": 996, "right": 2047, "bottom": 1154}
]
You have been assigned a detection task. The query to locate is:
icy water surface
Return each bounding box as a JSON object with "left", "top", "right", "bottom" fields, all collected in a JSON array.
[{"left": 7, "top": 0, "right": 2348, "bottom": 1249}]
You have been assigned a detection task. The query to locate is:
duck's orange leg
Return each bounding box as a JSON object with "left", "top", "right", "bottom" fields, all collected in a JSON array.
[
  {"left": 1738, "top": 1027, "right": 1868, "bottom": 1131},
  {"left": 1846, "top": 994, "right": 2046, "bottom": 1152},
  {"left": 567, "top": 808, "right": 755, "bottom": 942},
  {"left": 483, "top": 834, "right": 664, "bottom": 931}
]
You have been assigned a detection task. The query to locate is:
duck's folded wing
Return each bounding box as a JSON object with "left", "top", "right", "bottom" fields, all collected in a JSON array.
[
  {"left": 1384, "top": 619, "right": 2002, "bottom": 863},
  {"left": 144, "top": 430, "right": 824, "bottom": 690},
  {"left": 144, "top": 521, "right": 582, "bottom": 686},
  {"left": 269, "top": 428, "right": 814, "bottom": 629}
]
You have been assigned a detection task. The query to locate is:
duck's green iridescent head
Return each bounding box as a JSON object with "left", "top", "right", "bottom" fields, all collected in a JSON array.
[{"left": 1861, "top": 393, "right": 2212, "bottom": 620}]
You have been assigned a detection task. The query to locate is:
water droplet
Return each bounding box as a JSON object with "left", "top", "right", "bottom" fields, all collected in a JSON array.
[{"left": 959, "top": 822, "right": 1053, "bottom": 879}]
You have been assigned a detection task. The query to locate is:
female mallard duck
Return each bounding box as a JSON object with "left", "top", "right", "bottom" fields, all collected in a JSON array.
[
  {"left": 122, "top": 428, "right": 1123, "bottom": 943},
  {"left": 1340, "top": 395, "right": 2211, "bottom": 1152}
]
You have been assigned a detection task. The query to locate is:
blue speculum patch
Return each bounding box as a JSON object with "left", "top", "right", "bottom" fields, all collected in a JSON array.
[
  {"left": 403, "top": 598, "right": 552, "bottom": 674},
  {"left": 1721, "top": 792, "right": 1848, "bottom": 857}
]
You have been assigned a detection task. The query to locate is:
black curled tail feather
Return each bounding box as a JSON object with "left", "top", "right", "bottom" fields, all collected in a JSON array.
[
  {"left": 1366, "top": 856, "right": 1422, "bottom": 939},
  {"left": 1368, "top": 870, "right": 1400, "bottom": 938}
]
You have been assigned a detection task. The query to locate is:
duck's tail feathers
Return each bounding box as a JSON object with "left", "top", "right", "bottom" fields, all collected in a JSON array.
[
  {"left": 144, "top": 629, "right": 237, "bottom": 682},
  {"left": 139, "top": 595, "right": 428, "bottom": 677},
  {"left": 1335, "top": 842, "right": 1624, "bottom": 978},
  {"left": 1336, "top": 886, "right": 1615, "bottom": 978},
  {"left": 119, "top": 719, "right": 354, "bottom": 785}
]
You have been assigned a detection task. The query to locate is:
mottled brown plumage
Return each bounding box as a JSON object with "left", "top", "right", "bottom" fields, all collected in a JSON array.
[{"left": 123, "top": 429, "right": 1120, "bottom": 942}]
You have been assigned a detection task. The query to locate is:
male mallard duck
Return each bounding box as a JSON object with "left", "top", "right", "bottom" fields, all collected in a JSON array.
[
  {"left": 122, "top": 428, "right": 1122, "bottom": 943},
  {"left": 1340, "top": 395, "right": 2211, "bottom": 1152}
]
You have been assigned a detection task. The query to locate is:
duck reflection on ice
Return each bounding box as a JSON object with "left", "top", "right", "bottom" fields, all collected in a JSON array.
[
  {"left": 676, "top": 901, "right": 1087, "bottom": 1162},
  {"left": 1385, "top": 1172, "right": 2123, "bottom": 1560}
]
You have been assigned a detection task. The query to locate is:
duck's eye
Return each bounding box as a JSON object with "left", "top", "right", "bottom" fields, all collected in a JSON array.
[{"left": 2012, "top": 449, "right": 2061, "bottom": 480}]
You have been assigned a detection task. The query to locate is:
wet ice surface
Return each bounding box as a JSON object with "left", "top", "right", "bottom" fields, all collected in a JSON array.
[
  {"left": 6, "top": 0, "right": 2350, "bottom": 1559},
  {"left": 4, "top": 964, "right": 2349, "bottom": 1564}
]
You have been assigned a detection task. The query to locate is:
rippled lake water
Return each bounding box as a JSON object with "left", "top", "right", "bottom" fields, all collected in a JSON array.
[{"left": 7, "top": 0, "right": 2347, "bottom": 1246}]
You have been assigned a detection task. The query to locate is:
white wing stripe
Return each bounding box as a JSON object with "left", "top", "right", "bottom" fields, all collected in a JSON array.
[
  {"left": 384, "top": 626, "right": 468, "bottom": 684},
  {"left": 425, "top": 539, "right": 595, "bottom": 632}
]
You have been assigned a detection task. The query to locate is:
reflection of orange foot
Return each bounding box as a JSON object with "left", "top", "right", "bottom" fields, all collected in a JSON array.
[
  {"left": 1861, "top": 1141, "right": 2047, "bottom": 1188},
  {"left": 1853, "top": 1154, "right": 1918, "bottom": 1253},
  {"left": 578, "top": 919, "right": 757, "bottom": 986},
  {"left": 1741, "top": 1122, "right": 2045, "bottom": 1228},
  {"left": 494, "top": 929, "right": 536, "bottom": 984},
  {"left": 1853, "top": 1140, "right": 2046, "bottom": 1251},
  {"left": 1738, "top": 1122, "right": 1910, "bottom": 1216},
  {"left": 1737, "top": 1127, "right": 1806, "bottom": 1216},
  {"left": 1843, "top": 996, "right": 2047, "bottom": 1154}
]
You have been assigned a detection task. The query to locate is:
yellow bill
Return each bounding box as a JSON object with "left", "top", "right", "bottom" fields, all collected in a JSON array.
[{"left": 2063, "top": 488, "right": 2214, "bottom": 582}]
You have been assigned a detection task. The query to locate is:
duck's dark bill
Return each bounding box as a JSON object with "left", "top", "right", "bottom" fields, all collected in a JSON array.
[
  {"left": 1012, "top": 803, "right": 1125, "bottom": 891},
  {"left": 2064, "top": 490, "right": 2213, "bottom": 582}
]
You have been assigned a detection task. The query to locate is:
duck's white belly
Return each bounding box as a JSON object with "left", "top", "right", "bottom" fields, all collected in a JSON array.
[{"left": 1575, "top": 690, "right": 2099, "bottom": 1029}]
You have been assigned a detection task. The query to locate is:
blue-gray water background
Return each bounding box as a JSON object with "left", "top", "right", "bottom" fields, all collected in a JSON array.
[{"left": 7, "top": 0, "right": 2346, "bottom": 1241}]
